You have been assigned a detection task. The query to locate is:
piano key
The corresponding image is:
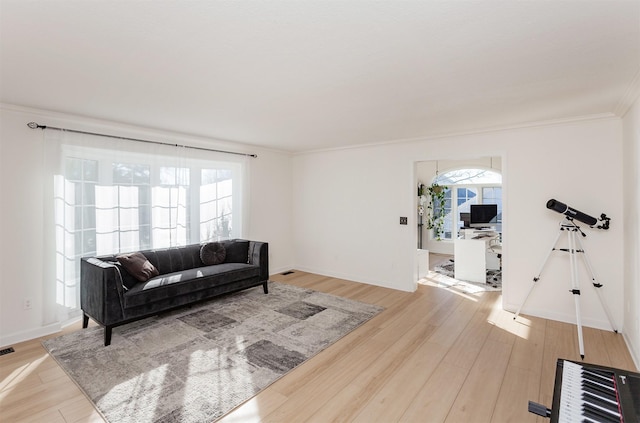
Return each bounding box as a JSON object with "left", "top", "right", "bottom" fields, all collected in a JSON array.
[
  {"left": 582, "top": 391, "right": 619, "bottom": 411},
  {"left": 582, "top": 370, "right": 616, "bottom": 389},
  {"left": 581, "top": 403, "right": 621, "bottom": 423},
  {"left": 586, "top": 368, "right": 615, "bottom": 379},
  {"left": 582, "top": 381, "right": 618, "bottom": 402}
]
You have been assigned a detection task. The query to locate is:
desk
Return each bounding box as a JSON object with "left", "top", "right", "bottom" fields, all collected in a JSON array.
[
  {"left": 417, "top": 249, "right": 429, "bottom": 279},
  {"left": 454, "top": 229, "right": 501, "bottom": 283}
]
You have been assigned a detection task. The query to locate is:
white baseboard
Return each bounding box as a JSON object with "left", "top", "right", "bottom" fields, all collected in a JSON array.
[
  {"left": 0, "top": 322, "right": 61, "bottom": 349},
  {"left": 502, "top": 302, "right": 619, "bottom": 331},
  {"left": 269, "top": 265, "right": 297, "bottom": 276},
  {"left": 504, "top": 301, "right": 640, "bottom": 368},
  {"left": 292, "top": 265, "right": 415, "bottom": 292}
]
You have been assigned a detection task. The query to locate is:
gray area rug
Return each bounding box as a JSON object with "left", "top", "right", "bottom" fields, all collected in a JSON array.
[{"left": 43, "top": 282, "right": 383, "bottom": 423}]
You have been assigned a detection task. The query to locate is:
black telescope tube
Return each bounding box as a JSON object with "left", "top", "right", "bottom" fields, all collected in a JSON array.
[{"left": 546, "top": 199, "right": 598, "bottom": 226}]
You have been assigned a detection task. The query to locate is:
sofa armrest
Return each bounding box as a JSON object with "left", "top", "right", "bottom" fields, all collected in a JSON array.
[
  {"left": 80, "top": 257, "right": 125, "bottom": 325},
  {"left": 248, "top": 241, "right": 269, "bottom": 280}
]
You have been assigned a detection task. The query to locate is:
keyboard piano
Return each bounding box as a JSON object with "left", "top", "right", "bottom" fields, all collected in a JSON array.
[{"left": 529, "top": 359, "right": 640, "bottom": 422}]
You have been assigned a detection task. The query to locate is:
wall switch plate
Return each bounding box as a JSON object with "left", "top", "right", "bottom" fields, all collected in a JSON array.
[{"left": 400, "top": 217, "right": 408, "bottom": 225}]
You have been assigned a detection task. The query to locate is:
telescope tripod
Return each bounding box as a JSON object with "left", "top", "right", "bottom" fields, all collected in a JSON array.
[{"left": 513, "top": 218, "right": 617, "bottom": 359}]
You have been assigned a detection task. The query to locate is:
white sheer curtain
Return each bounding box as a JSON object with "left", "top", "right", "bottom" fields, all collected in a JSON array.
[{"left": 42, "top": 128, "right": 248, "bottom": 325}]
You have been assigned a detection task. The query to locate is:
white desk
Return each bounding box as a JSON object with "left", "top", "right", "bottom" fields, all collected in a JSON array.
[
  {"left": 454, "top": 229, "right": 501, "bottom": 283},
  {"left": 417, "top": 249, "right": 429, "bottom": 279}
]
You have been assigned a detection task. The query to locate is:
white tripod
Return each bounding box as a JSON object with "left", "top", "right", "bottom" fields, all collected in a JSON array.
[{"left": 513, "top": 218, "right": 617, "bottom": 359}]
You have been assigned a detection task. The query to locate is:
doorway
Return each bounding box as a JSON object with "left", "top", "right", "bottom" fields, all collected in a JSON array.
[{"left": 415, "top": 156, "right": 504, "bottom": 290}]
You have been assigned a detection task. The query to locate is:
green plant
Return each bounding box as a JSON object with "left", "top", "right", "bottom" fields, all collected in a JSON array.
[{"left": 425, "top": 182, "right": 447, "bottom": 240}]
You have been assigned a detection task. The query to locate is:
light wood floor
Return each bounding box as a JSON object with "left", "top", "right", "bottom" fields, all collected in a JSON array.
[{"left": 1, "top": 267, "right": 637, "bottom": 422}]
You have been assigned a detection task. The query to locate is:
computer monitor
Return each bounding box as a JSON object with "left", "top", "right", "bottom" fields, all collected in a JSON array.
[{"left": 469, "top": 204, "right": 498, "bottom": 228}]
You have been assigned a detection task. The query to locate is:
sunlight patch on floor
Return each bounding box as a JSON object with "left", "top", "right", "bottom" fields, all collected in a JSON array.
[
  {"left": 0, "top": 352, "right": 48, "bottom": 392},
  {"left": 418, "top": 272, "right": 483, "bottom": 302},
  {"left": 420, "top": 269, "right": 531, "bottom": 340},
  {"left": 487, "top": 300, "right": 532, "bottom": 340}
]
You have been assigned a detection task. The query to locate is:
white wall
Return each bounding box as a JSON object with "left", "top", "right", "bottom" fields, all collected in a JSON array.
[
  {"left": 622, "top": 97, "right": 640, "bottom": 367},
  {"left": 293, "top": 118, "right": 628, "bottom": 337},
  {"left": 246, "top": 147, "right": 295, "bottom": 275},
  {"left": 0, "top": 104, "right": 294, "bottom": 346}
]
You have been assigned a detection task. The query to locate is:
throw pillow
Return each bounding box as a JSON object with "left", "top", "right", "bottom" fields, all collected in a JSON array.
[
  {"left": 221, "top": 240, "right": 250, "bottom": 263},
  {"left": 200, "top": 242, "right": 226, "bottom": 265},
  {"left": 116, "top": 252, "right": 159, "bottom": 282}
]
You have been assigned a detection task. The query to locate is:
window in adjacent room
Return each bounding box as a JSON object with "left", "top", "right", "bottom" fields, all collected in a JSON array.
[{"left": 431, "top": 168, "right": 502, "bottom": 240}]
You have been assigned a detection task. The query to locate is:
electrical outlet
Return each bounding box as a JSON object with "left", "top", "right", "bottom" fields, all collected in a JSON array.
[
  {"left": 400, "top": 217, "right": 408, "bottom": 225},
  {"left": 23, "top": 298, "right": 32, "bottom": 310}
]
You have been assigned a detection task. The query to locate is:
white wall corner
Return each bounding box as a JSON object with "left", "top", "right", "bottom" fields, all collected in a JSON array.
[{"left": 615, "top": 68, "right": 640, "bottom": 117}]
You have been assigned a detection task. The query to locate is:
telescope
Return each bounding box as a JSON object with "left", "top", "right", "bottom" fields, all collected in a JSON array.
[{"left": 546, "top": 199, "right": 610, "bottom": 230}]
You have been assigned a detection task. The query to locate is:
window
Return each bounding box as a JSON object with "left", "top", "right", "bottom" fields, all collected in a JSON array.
[
  {"left": 200, "top": 169, "right": 234, "bottom": 241},
  {"left": 431, "top": 168, "right": 502, "bottom": 240},
  {"left": 51, "top": 140, "right": 246, "bottom": 315}
]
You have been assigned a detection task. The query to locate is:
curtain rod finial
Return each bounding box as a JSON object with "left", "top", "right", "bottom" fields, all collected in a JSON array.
[{"left": 27, "top": 122, "right": 40, "bottom": 129}]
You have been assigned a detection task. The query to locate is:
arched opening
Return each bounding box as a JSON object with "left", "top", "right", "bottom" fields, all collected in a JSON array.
[{"left": 415, "top": 158, "right": 504, "bottom": 290}]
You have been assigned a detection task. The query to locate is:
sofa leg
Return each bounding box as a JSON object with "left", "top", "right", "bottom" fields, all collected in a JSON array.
[
  {"left": 104, "top": 326, "right": 112, "bottom": 346},
  {"left": 82, "top": 313, "right": 89, "bottom": 329},
  {"left": 263, "top": 281, "right": 269, "bottom": 294}
]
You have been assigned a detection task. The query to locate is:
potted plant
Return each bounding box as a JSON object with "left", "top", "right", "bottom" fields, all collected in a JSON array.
[{"left": 425, "top": 182, "right": 447, "bottom": 240}]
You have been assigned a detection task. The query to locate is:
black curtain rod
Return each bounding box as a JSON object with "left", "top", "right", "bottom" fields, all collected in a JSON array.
[{"left": 26, "top": 122, "right": 257, "bottom": 158}]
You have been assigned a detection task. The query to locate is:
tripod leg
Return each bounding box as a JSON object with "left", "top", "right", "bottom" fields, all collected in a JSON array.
[
  {"left": 573, "top": 235, "right": 618, "bottom": 333},
  {"left": 568, "top": 229, "right": 585, "bottom": 359},
  {"left": 514, "top": 282, "right": 537, "bottom": 320},
  {"left": 514, "top": 229, "right": 563, "bottom": 320},
  {"left": 573, "top": 290, "right": 585, "bottom": 360}
]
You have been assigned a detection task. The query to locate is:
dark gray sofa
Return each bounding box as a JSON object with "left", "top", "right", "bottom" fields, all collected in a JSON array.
[{"left": 80, "top": 239, "right": 269, "bottom": 346}]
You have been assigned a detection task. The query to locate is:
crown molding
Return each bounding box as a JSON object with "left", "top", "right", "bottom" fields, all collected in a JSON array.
[{"left": 293, "top": 112, "right": 618, "bottom": 156}]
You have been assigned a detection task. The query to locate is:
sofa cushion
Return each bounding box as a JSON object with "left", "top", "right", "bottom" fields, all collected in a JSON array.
[
  {"left": 122, "top": 263, "right": 260, "bottom": 309},
  {"left": 200, "top": 242, "right": 226, "bottom": 265},
  {"left": 116, "top": 252, "right": 159, "bottom": 282},
  {"left": 221, "top": 240, "right": 249, "bottom": 263}
]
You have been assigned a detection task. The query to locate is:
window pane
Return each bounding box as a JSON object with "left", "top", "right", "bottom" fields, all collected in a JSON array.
[
  {"left": 83, "top": 183, "right": 95, "bottom": 205},
  {"left": 160, "top": 167, "right": 190, "bottom": 186},
  {"left": 218, "top": 179, "right": 232, "bottom": 197},
  {"left": 65, "top": 158, "right": 82, "bottom": 181},
  {"left": 202, "top": 169, "right": 217, "bottom": 185},
  {"left": 83, "top": 229, "right": 96, "bottom": 254},
  {"left": 200, "top": 168, "right": 235, "bottom": 241},
  {"left": 139, "top": 205, "right": 151, "bottom": 225},
  {"left": 113, "top": 163, "right": 133, "bottom": 184},
  {"left": 82, "top": 206, "right": 95, "bottom": 229},
  {"left": 436, "top": 169, "right": 502, "bottom": 185},
  {"left": 83, "top": 160, "right": 98, "bottom": 181},
  {"left": 132, "top": 164, "right": 150, "bottom": 184}
]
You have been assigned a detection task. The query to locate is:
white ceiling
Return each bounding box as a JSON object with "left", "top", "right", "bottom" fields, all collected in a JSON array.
[{"left": 1, "top": 1, "right": 639, "bottom": 152}]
